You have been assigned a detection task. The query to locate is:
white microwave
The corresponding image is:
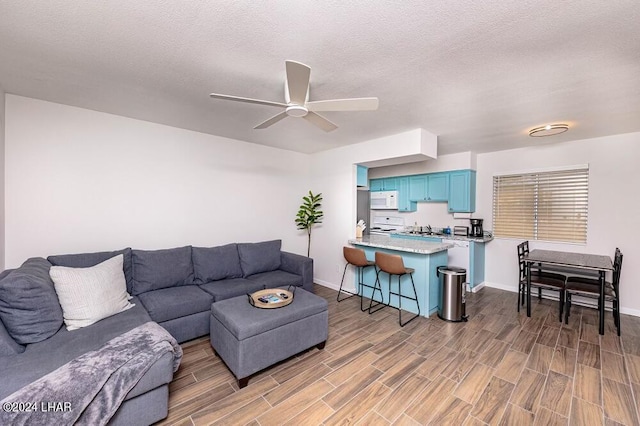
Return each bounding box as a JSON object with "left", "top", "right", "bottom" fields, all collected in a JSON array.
[{"left": 370, "top": 191, "right": 398, "bottom": 210}]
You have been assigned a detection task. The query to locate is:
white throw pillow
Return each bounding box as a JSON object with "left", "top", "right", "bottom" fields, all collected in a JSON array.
[{"left": 49, "top": 254, "right": 134, "bottom": 330}]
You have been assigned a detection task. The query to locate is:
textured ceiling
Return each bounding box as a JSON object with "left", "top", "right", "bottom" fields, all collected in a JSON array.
[{"left": 1, "top": 1, "right": 639, "bottom": 154}]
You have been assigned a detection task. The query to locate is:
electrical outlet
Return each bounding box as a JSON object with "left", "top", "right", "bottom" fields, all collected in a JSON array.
[{"left": 336, "top": 264, "right": 341, "bottom": 274}]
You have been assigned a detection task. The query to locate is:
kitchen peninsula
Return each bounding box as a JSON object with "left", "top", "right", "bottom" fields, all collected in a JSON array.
[{"left": 348, "top": 235, "right": 453, "bottom": 317}]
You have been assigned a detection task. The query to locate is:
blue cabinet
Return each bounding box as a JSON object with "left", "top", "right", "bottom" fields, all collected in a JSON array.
[
  {"left": 382, "top": 178, "right": 397, "bottom": 191},
  {"left": 370, "top": 169, "right": 476, "bottom": 212},
  {"left": 356, "top": 165, "right": 368, "bottom": 187},
  {"left": 370, "top": 177, "right": 397, "bottom": 192},
  {"left": 427, "top": 173, "right": 449, "bottom": 201},
  {"left": 370, "top": 179, "right": 383, "bottom": 191},
  {"left": 469, "top": 241, "right": 486, "bottom": 288},
  {"left": 408, "top": 175, "right": 427, "bottom": 201},
  {"left": 448, "top": 170, "right": 476, "bottom": 213},
  {"left": 409, "top": 173, "right": 449, "bottom": 202},
  {"left": 397, "top": 177, "right": 417, "bottom": 212}
]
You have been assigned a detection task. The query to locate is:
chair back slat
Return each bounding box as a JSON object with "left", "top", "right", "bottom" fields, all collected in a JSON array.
[
  {"left": 613, "top": 248, "right": 623, "bottom": 290},
  {"left": 517, "top": 241, "right": 529, "bottom": 281},
  {"left": 375, "top": 252, "right": 407, "bottom": 275},
  {"left": 343, "top": 246, "right": 369, "bottom": 267}
]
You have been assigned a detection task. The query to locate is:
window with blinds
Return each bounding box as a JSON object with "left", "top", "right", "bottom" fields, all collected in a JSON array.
[{"left": 492, "top": 167, "right": 589, "bottom": 243}]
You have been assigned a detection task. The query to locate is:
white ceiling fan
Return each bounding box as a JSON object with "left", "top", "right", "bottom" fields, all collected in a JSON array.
[{"left": 209, "top": 60, "right": 379, "bottom": 132}]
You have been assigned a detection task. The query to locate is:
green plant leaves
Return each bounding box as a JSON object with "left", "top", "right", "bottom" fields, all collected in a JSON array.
[{"left": 295, "top": 191, "right": 323, "bottom": 256}]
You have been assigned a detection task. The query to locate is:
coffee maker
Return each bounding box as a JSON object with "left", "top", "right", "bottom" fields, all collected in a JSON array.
[{"left": 470, "top": 218, "right": 484, "bottom": 237}]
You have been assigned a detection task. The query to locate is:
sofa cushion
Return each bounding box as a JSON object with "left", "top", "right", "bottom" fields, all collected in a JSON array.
[
  {"left": 138, "top": 286, "right": 213, "bottom": 323},
  {"left": 47, "top": 248, "right": 134, "bottom": 294},
  {"left": 49, "top": 254, "right": 135, "bottom": 331},
  {"left": 0, "top": 317, "right": 25, "bottom": 356},
  {"left": 0, "top": 258, "right": 63, "bottom": 345},
  {"left": 246, "top": 270, "right": 303, "bottom": 288},
  {"left": 199, "top": 278, "right": 265, "bottom": 302},
  {"left": 237, "top": 240, "right": 282, "bottom": 277},
  {"left": 132, "top": 246, "right": 194, "bottom": 295},
  {"left": 0, "top": 298, "right": 173, "bottom": 402},
  {"left": 192, "top": 244, "right": 243, "bottom": 283}
]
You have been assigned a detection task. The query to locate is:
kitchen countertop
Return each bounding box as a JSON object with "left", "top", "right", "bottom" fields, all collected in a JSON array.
[
  {"left": 392, "top": 231, "right": 494, "bottom": 243},
  {"left": 349, "top": 235, "right": 453, "bottom": 254}
]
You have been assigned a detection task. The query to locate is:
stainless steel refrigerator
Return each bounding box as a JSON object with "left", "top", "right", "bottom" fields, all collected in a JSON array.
[{"left": 356, "top": 189, "right": 370, "bottom": 236}]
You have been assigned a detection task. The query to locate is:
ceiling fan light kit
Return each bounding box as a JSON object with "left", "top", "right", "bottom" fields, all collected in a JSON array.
[
  {"left": 209, "top": 60, "right": 378, "bottom": 132},
  {"left": 285, "top": 105, "right": 308, "bottom": 117},
  {"left": 528, "top": 123, "right": 569, "bottom": 137}
]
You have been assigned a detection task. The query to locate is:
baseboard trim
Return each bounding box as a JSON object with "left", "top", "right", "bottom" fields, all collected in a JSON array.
[
  {"left": 470, "top": 282, "right": 486, "bottom": 293},
  {"left": 621, "top": 307, "right": 640, "bottom": 317},
  {"left": 315, "top": 279, "right": 344, "bottom": 292},
  {"left": 484, "top": 282, "right": 518, "bottom": 293}
]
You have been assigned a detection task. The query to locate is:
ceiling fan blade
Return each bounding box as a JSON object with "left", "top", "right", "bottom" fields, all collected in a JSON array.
[
  {"left": 254, "top": 111, "right": 289, "bottom": 129},
  {"left": 285, "top": 60, "right": 311, "bottom": 105},
  {"left": 303, "top": 112, "right": 338, "bottom": 132},
  {"left": 209, "top": 93, "right": 287, "bottom": 108},
  {"left": 306, "top": 97, "right": 379, "bottom": 112}
]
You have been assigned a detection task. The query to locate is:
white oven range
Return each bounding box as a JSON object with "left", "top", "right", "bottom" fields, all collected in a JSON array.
[{"left": 369, "top": 215, "right": 405, "bottom": 236}]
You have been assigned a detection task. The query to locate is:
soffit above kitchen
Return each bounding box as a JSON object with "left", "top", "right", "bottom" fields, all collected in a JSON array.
[{"left": 0, "top": 1, "right": 639, "bottom": 154}]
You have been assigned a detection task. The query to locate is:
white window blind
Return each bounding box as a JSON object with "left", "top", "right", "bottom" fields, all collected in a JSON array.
[{"left": 492, "top": 167, "right": 589, "bottom": 243}]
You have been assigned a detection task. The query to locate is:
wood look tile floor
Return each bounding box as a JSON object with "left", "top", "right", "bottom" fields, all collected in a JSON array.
[{"left": 156, "top": 285, "right": 640, "bottom": 425}]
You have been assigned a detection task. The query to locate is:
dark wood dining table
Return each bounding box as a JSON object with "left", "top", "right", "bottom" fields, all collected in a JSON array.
[{"left": 523, "top": 249, "right": 614, "bottom": 335}]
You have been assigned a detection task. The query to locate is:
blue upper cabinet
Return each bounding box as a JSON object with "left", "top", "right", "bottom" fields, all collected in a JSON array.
[
  {"left": 370, "top": 177, "right": 397, "bottom": 191},
  {"left": 382, "top": 177, "right": 397, "bottom": 191},
  {"left": 370, "top": 170, "right": 476, "bottom": 212},
  {"left": 409, "top": 173, "right": 449, "bottom": 202},
  {"left": 397, "top": 177, "right": 417, "bottom": 212},
  {"left": 356, "top": 165, "right": 368, "bottom": 187},
  {"left": 448, "top": 170, "right": 476, "bottom": 212},
  {"left": 369, "top": 179, "right": 383, "bottom": 191},
  {"left": 427, "top": 173, "right": 449, "bottom": 201},
  {"left": 408, "top": 175, "right": 427, "bottom": 201}
]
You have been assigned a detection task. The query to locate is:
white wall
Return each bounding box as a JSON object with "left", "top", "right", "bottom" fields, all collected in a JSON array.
[
  {"left": 475, "top": 132, "right": 640, "bottom": 315},
  {"left": 4, "top": 95, "right": 311, "bottom": 267},
  {"left": 0, "top": 90, "right": 5, "bottom": 270}
]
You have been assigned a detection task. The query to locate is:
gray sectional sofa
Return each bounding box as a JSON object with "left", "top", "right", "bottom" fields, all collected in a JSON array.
[{"left": 0, "top": 239, "right": 313, "bottom": 425}]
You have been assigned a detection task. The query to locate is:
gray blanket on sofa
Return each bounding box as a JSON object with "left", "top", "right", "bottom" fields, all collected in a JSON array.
[{"left": 0, "top": 321, "right": 182, "bottom": 426}]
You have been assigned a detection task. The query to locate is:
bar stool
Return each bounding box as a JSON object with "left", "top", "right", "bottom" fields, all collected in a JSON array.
[
  {"left": 373, "top": 252, "right": 420, "bottom": 326},
  {"left": 338, "top": 247, "right": 382, "bottom": 312}
]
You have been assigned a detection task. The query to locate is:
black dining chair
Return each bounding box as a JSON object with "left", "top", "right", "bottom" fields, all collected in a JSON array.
[
  {"left": 565, "top": 248, "right": 622, "bottom": 335},
  {"left": 517, "top": 241, "right": 567, "bottom": 321}
]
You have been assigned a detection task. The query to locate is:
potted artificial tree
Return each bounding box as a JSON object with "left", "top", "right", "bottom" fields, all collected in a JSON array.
[{"left": 295, "top": 191, "right": 324, "bottom": 257}]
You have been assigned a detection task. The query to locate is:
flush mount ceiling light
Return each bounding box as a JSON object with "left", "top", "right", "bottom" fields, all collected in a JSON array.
[{"left": 528, "top": 123, "right": 569, "bottom": 137}]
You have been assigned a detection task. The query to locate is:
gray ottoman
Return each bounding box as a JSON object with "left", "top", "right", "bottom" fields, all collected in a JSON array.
[{"left": 209, "top": 288, "right": 328, "bottom": 388}]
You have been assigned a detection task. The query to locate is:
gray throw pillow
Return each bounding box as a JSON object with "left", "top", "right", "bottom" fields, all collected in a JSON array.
[
  {"left": 192, "top": 244, "right": 243, "bottom": 283},
  {"left": 0, "top": 258, "right": 64, "bottom": 345},
  {"left": 0, "top": 317, "right": 25, "bottom": 356},
  {"left": 131, "top": 246, "right": 194, "bottom": 295},
  {"left": 237, "top": 240, "right": 282, "bottom": 277},
  {"left": 47, "top": 248, "right": 134, "bottom": 294}
]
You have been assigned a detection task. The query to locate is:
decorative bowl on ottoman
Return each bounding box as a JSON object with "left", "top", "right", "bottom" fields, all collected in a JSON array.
[
  {"left": 248, "top": 287, "right": 295, "bottom": 309},
  {"left": 209, "top": 288, "right": 328, "bottom": 388}
]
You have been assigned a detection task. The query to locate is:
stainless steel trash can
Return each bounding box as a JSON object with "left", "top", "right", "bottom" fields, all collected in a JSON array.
[{"left": 437, "top": 266, "right": 468, "bottom": 322}]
